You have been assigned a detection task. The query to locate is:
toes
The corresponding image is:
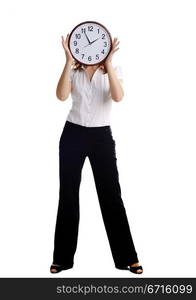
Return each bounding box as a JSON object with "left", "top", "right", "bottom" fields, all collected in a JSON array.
[
  {"left": 137, "top": 269, "right": 143, "bottom": 274},
  {"left": 50, "top": 264, "right": 61, "bottom": 273},
  {"left": 50, "top": 268, "right": 58, "bottom": 273}
]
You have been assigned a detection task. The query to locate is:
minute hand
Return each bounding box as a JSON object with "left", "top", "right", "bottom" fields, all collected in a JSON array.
[{"left": 84, "top": 32, "right": 91, "bottom": 44}]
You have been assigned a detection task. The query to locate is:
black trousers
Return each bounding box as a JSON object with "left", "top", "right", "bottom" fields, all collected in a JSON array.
[{"left": 52, "top": 120, "right": 139, "bottom": 269}]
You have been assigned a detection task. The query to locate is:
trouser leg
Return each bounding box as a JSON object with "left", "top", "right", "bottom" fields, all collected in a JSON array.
[
  {"left": 52, "top": 124, "right": 86, "bottom": 266},
  {"left": 88, "top": 129, "right": 139, "bottom": 267}
]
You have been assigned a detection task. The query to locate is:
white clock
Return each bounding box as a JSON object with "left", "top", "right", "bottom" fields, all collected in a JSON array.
[{"left": 68, "top": 21, "right": 112, "bottom": 66}]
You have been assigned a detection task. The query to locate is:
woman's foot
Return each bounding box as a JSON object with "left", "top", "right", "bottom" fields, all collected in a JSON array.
[
  {"left": 130, "top": 262, "right": 143, "bottom": 274},
  {"left": 50, "top": 263, "right": 73, "bottom": 273},
  {"left": 50, "top": 264, "right": 62, "bottom": 273}
]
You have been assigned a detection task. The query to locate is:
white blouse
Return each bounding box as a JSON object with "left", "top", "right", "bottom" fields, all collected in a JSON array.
[{"left": 66, "top": 65, "right": 123, "bottom": 127}]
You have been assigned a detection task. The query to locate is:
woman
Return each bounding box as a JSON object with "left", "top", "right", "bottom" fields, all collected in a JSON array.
[{"left": 50, "top": 33, "right": 143, "bottom": 274}]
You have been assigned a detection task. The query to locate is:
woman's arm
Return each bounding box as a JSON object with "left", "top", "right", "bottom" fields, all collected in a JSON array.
[
  {"left": 104, "top": 37, "right": 124, "bottom": 102},
  {"left": 56, "top": 34, "right": 74, "bottom": 101},
  {"left": 56, "top": 61, "right": 72, "bottom": 101},
  {"left": 106, "top": 62, "right": 124, "bottom": 102}
]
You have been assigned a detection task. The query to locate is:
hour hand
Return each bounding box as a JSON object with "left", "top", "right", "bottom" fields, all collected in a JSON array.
[
  {"left": 90, "top": 37, "right": 100, "bottom": 45},
  {"left": 84, "top": 37, "right": 100, "bottom": 47}
]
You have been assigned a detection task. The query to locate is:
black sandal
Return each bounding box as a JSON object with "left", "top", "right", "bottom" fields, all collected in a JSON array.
[
  {"left": 50, "top": 264, "right": 72, "bottom": 273},
  {"left": 129, "top": 265, "right": 143, "bottom": 274}
]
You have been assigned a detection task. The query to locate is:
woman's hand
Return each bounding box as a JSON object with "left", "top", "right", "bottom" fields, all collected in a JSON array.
[
  {"left": 61, "top": 34, "right": 75, "bottom": 65},
  {"left": 104, "top": 37, "right": 120, "bottom": 66}
]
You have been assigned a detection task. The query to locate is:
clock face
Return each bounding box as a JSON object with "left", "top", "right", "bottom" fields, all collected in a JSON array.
[{"left": 68, "top": 21, "right": 112, "bottom": 66}]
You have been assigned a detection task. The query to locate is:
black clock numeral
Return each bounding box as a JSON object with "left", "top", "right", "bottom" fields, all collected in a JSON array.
[
  {"left": 96, "top": 54, "right": 99, "bottom": 60},
  {"left": 88, "top": 26, "right": 93, "bottom": 31},
  {"left": 73, "top": 41, "right": 77, "bottom": 46},
  {"left": 75, "top": 48, "right": 79, "bottom": 54},
  {"left": 102, "top": 33, "right": 105, "bottom": 39},
  {"left": 75, "top": 33, "right": 81, "bottom": 39},
  {"left": 81, "top": 54, "right": 85, "bottom": 59},
  {"left": 104, "top": 41, "right": 107, "bottom": 47},
  {"left": 97, "top": 28, "right": 100, "bottom": 34},
  {"left": 101, "top": 49, "right": 105, "bottom": 54},
  {"left": 81, "top": 28, "right": 86, "bottom": 33},
  {"left": 88, "top": 56, "right": 92, "bottom": 61}
]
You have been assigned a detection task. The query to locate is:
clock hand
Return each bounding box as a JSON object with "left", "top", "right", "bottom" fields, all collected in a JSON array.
[
  {"left": 84, "top": 32, "right": 91, "bottom": 45},
  {"left": 84, "top": 37, "right": 100, "bottom": 47},
  {"left": 89, "top": 37, "right": 100, "bottom": 45}
]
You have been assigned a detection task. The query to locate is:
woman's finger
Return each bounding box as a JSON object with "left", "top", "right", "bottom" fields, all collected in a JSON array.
[
  {"left": 112, "top": 40, "right": 120, "bottom": 49},
  {"left": 111, "top": 48, "right": 119, "bottom": 55},
  {"left": 112, "top": 43, "right": 120, "bottom": 51},
  {"left": 113, "top": 44, "right": 120, "bottom": 51},
  {"left": 113, "top": 41, "right": 120, "bottom": 48},
  {"left": 113, "top": 47, "right": 119, "bottom": 53}
]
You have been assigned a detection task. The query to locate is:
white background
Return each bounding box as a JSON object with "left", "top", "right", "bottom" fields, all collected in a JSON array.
[{"left": 0, "top": 0, "right": 195, "bottom": 277}]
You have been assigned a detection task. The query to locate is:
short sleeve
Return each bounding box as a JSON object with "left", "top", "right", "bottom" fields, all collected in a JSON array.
[
  {"left": 114, "top": 65, "right": 123, "bottom": 80},
  {"left": 69, "top": 68, "right": 75, "bottom": 82}
]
